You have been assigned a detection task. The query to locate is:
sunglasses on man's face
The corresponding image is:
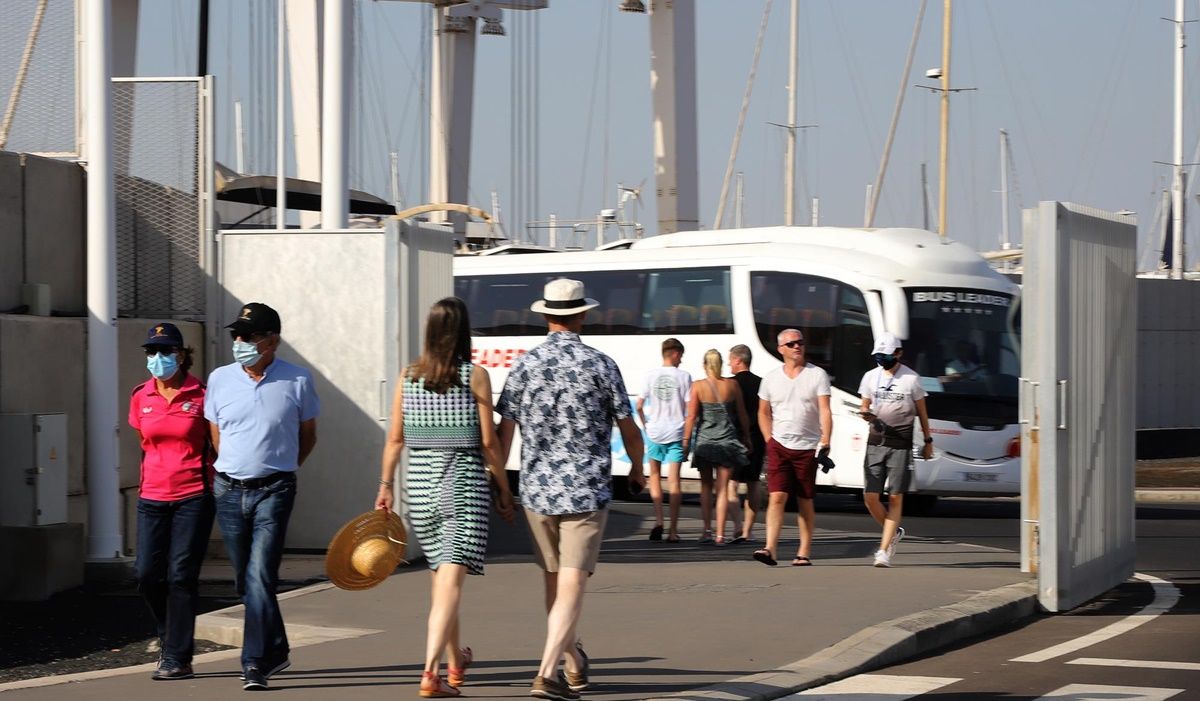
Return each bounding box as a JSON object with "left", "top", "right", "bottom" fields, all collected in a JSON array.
[
  {"left": 780, "top": 340, "right": 806, "bottom": 349},
  {"left": 144, "top": 347, "right": 178, "bottom": 357}
]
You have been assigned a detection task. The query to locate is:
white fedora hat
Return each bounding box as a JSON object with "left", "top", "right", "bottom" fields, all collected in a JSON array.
[{"left": 530, "top": 278, "right": 600, "bottom": 316}]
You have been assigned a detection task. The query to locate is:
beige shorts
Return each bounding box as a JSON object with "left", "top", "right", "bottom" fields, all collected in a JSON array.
[{"left": 523, "top": 508, "right": 609, "bottom": 574}]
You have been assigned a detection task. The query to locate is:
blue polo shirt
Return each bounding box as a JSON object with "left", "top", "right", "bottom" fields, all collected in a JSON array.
[{"left": 204, "top": 358, "right": 320, "bottom": 479}]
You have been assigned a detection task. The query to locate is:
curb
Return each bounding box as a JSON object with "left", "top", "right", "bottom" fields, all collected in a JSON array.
[
  {"left": 195, "top": 580, "right": 381, "bottom": 648},
  {"left": 1135, "top": 489, "right": 1200, "bottom": 504},
  {"left": 646, "top": 579, "right": 1040, "bottom": 701}
]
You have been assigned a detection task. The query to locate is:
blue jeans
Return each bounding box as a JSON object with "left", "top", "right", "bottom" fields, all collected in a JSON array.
[
  {"left": 135, "top": 493, "right": 216, "bottom": 665},
  {"left": 213, "top": 473, "right": 296, "bottom": 670}
]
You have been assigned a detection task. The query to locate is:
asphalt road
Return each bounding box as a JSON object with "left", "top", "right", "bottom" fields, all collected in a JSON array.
[{"left": 788, "top": 501, "right": 1200, "bottom": 700}]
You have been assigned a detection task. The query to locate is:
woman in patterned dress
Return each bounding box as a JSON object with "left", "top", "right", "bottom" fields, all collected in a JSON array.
[
  {"left": 377, "top": 297, "right": 515, "bottom": 698},
  {"left": 682, "top": 349, "right": 752, "bottom": 546}
]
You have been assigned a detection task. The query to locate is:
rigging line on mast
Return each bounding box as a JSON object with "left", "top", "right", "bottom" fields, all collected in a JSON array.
[
  {"left": 601, "top": 4, "right": 613, "bottom": 213},
  {"left": 1071, "top": 0, "right": 1141, "bottom": 201},
  {"left": 824, "top": 0, "right": 881, "bottom": 172},
  {"left": 714, "top": 0, "right": 774, "bottom": 231},
  {"left": 0, "top": 0, "right": 48, "bottom": 149},
  {"left": 573, "top": 2, "right": 607, "bottom": 219},
  {"left": 980, "top": 2, "right": 1045, "bottom": 198},
  {"left": 864, "top": 0, "right": 926, "bottom": 228}
]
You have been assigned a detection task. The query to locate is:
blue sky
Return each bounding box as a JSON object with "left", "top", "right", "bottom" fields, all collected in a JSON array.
[{"left": 136, "top": 1, "right": 1196, "bottom": 266}]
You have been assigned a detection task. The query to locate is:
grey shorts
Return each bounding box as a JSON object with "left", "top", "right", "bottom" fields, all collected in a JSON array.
[{"left": 863, "top": 444, "right": 913, "bottom": 494}]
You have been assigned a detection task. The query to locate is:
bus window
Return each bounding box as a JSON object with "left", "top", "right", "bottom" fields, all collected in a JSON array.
[
  {"left": 458, "top": 267, "right": 732, "bottom": 336},
  {"left": 831, "top": 286, "right": 874, "bottom": 393},
  {"left": 642, "top": 268, "right": 733, "bottom": 334},
  {"left": 751, "top": 271, "right": 840, "bottom": 373}
]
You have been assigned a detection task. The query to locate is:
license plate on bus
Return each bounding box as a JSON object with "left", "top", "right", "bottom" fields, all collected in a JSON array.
[{"left": 963, "top": 472, "right": 998, "bottom": 482}]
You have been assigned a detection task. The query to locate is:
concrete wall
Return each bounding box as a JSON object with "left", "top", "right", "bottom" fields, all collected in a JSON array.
[{"left": 0, "top": 151, "right": 86, "bottom": 315}]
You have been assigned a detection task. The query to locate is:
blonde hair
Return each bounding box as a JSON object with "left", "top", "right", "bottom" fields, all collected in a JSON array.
[{"left": 703, "top": 349, "right": 723, "bottom": 379}]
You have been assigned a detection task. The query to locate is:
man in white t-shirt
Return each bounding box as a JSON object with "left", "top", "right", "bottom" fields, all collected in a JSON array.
[
  {"left": 637, "top": 338, "right": 692, "bottom": 542},
  {"left": 754, "top": 328, "right": 832, "bottom": 567},
  {"left": 858, "top": 332, "right": 933, "bottom": 568}
]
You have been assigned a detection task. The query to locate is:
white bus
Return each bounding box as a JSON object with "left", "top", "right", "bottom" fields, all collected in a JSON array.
[{"left": 454, "top": 227, "right": 1022, "bottom": 510}]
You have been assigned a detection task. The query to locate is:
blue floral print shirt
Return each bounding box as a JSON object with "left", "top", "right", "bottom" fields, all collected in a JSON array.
[{"left": 496, "top": 331, "right": 632, "bottom": 515}]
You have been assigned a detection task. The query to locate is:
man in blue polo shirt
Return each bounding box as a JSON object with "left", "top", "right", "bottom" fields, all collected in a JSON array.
[{"left": 205, "top": 302, "right": 319, "bottom": 691}]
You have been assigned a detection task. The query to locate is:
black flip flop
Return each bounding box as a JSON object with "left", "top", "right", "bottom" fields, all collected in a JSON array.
[
  {"left": 649, "top": 525, "right": 664, "bottom": 542},
  {"left": 752, "top": 549, "right": 777, "bottom": 567},
  {"left": 791, "top": 556, "right": 812, "bottom": 566}
]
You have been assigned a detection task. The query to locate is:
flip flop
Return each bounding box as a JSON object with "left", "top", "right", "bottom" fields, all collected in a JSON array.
[
  {"left": 649, "top": 525, "right": 664, "bottom": 542},
  {"left": 791, "top": 556, "right": 812, "bottom": 566},
  {"left": 729, "top": 535, "right": 747, "bottom": 545},
  {"left": 752, "top": 549, "right": 777, "bottom": 567},
  {"left": 666, "top": 533, "right": 681, "bottom": 543}
]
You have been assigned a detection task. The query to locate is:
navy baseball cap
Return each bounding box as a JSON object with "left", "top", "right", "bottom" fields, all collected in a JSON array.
[
  {"left": 226, "top": 302, "right": 281, "bottom": 337},
  {"left": 143, "top": 322, "right": 184, "bottom": 348}
]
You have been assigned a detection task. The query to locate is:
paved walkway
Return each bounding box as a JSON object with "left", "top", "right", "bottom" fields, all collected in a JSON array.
[{"left": 1, "top": 503, "right": 1036, "bottom": 700}]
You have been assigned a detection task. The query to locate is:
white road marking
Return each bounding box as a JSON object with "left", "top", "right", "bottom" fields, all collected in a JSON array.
[
  {"left": 1068, "top": 657, "right": 1200, "bottom": 672},
  {"left": 1034, "top": 683, "right": 1184, "bottom": 700},
  {"left": 790, "top": 673, "right": 960, "bottom": 699},
  {"left": 1011, "top": 573, "right": 1181, "bottom": 663}
]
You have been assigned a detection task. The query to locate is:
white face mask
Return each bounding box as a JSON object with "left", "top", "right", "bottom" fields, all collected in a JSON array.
[{"left": 232, "top": 339, "right": 262, "bottom": 367}]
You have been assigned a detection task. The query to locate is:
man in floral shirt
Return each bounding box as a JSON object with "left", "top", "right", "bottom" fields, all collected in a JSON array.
[{"left": 498, "top": 278, "right": 645, "bottom": 701}]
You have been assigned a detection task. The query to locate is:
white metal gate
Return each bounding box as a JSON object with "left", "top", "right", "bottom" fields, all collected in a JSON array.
[{"left": 1019, "top": 202, "right": 1138, "bottom": 612}]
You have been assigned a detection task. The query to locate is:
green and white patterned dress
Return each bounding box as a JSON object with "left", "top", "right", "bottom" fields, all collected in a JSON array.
[{"left": 402, "top": 362, "right": 490, "bottom": 575}]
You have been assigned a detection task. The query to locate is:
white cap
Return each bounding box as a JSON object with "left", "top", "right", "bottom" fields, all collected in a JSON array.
[{"left": 871, "top": 332, "right": 902, "bottom": 355}]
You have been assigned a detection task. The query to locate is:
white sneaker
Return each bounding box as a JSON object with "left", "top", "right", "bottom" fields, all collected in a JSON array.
[
  {"left": 886, "top": 526, "right": 905, "bottom": 558},
  {"left": 873, "top": 549, "right": 891, "bottom": 568}
]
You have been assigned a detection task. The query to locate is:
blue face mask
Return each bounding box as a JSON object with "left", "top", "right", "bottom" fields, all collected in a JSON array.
[
  {"left": 873, "top": 353, "right": 899, "bottom": 370},
  {"left": 146, "top": 352, "right": 179, "bottom": 380},
  {"left": 232, "top": 339, "right": 263, "bottom": 367}
]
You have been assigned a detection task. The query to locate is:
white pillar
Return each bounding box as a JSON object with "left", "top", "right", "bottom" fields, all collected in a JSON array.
[
  {"left": 1172, "top": 0, "right": 1186, "bottom": 278},
  {"left": 429, "top": 8, "right": 477, "bottom": 234},
  {"left": 321, "top": 0, "right": 351, "bottom": 229},
  {"left": 84, "top": 0, "right": 122, "bottom": 560},
  {"left": 648, "top": 0, "right": 699, "bottom": 234},
  {"left": 287, "top": 0, "right": 322, "bottom": 228}
]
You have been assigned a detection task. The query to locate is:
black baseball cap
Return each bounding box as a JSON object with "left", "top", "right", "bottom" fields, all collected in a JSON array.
[
  {"left": 142, "top": 322, "right": 184, "bottom": 348},
  {"left": 226, "top": 302, "right": 281, "bottom": 337}
]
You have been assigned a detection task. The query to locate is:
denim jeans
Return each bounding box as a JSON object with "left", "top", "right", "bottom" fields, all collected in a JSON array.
[
  {"left": 213, "top": 473, "right": 296, "bottom": 670},
  {"left": 135, "top": 493, "right": 216, "bottom": 665}
]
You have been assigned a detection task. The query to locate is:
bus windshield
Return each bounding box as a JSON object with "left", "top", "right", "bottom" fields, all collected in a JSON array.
[{"left": 903, "top": 288, "right": 1020, "bottom": 405}]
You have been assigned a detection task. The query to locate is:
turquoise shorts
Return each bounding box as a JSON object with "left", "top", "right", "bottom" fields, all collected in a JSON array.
[{"left": 646, "top": 439, "right": 685, "bottom": 464}]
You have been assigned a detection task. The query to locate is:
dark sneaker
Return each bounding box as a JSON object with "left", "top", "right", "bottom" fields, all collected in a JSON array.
[
  {"left": 263, "top": 656, "right": 291, "bottom": 679},
  {"left": 530, "top": 675, "right": 579, "bottom": 700},
  {"left": 243, "top": 667, "right": 268, "bottom": 691},
  {"left": 152, "top": 660, "right": 194, "bottom": 680}
]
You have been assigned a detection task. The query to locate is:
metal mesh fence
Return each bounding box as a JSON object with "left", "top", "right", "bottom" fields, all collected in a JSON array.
[
  {"left": 0, "top": 0, "right": 77, "bottom": 155},
  {"left": 113, "top": 79, "right": 205, "bottom": 318}
]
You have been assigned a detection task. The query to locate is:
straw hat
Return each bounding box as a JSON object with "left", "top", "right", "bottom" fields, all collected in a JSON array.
[{"left": 325, "top": 510, "right": 407, "bottom": 590}]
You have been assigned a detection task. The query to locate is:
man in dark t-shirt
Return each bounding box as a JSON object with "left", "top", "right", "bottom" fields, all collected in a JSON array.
[{"left": 728, "top": 344, "right": 766, "bottom": 542}]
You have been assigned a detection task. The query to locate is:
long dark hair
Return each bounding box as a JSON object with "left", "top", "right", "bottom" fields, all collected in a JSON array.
[{"left": 410, "top": 297, "right": 472, "bottom": 394}]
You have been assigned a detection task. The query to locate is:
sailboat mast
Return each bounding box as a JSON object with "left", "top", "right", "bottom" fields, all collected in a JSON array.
[
  {"left": 785, "top": 0, "right": 797, "bottom": 226},
  {"left": 1172, "top": 0, "right": 1186, "bottom": 278},
  {"left": 999, "top": 129, "right": 1010, "bottom": 251},
  {"left": 937, "top": 0, "right": 951, "bottom": 237}
]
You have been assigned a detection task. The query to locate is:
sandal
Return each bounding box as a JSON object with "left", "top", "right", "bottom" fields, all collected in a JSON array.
[
  {"left": 729, "top": 535, "right": 747, "bottom": 545},
  {"left": 649, "top": 525, "right": 664, "bottom": 541},
  {"left": 714, "top": 535, "right": 727, "bottom": 546},
  {"left": 792, "top": 556, "right": 812, "bottom": 566},
  {"left": 666, "top": 533, "right": 681, "bottom": 543},
  {"left": 446, "top": 647, "right": 473, "bottom": 688},
  {"left": 419, "top": 671, "right": 461, "bottom": 698},
  {"left": 752, "top": 549, "right": 777, "bottom": 567}
]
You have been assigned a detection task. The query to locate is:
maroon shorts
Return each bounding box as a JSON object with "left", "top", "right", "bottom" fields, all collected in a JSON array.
[{"left": 766, "top": 439, "right": 817, "bottom": 499}]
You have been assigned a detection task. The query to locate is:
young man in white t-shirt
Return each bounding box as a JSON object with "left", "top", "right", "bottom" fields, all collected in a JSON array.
[
  {"left": 637, "top": 338, "right": 692, "bottom": 542},
  {"left": 858, "top": 332, "right": 933, "bottom": 568},
  {"left": 755, "top": 328, "right": 832, "bottom": 567}
]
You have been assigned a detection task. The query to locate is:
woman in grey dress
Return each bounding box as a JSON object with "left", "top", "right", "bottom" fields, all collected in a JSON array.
[
  {"left": 377, "top": 297, "right": 515, "bottom": 698},
  {"left": 682, "top": 349, "right": 752, "bottom": 545}
]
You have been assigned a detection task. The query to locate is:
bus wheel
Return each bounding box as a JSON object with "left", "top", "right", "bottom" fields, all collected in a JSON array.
[{"left": 905, "top": 494, "right": 938, "bottom": 515}]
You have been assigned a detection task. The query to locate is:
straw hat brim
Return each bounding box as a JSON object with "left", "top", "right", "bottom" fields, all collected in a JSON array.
[{"left": 325, "top": 509, "right": 407, "bottom": 591}]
